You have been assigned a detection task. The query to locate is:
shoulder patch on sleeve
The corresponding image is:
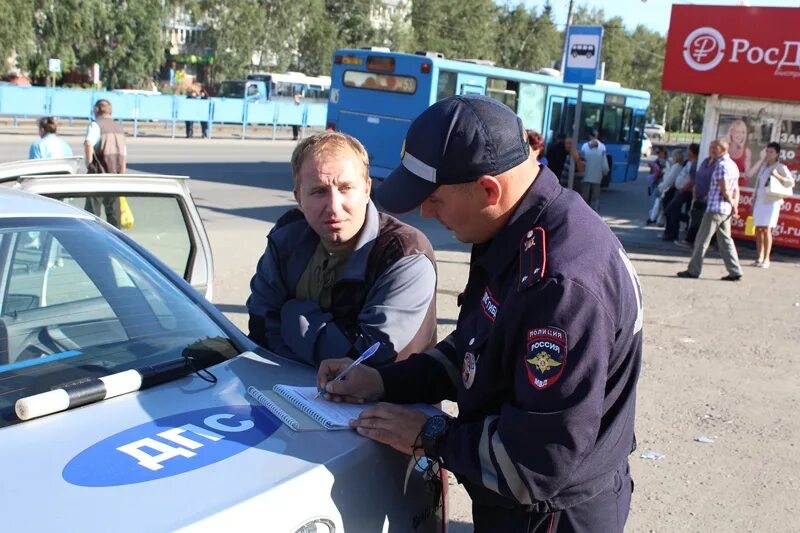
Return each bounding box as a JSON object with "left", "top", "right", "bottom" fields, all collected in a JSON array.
[
  {"left": 518, "top": 227, "right": 547, "bottom": 291},
  {"left": 525, "top": 327, "right": 567, "bottom": 390}
]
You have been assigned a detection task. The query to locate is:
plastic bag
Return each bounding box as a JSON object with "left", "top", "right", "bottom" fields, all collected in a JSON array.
[
  {"left": 119, "top": 196, "right": 135, "bottom": 229},
  {"left": 744, "top": 215, "right": 755, "bottom": 236}
]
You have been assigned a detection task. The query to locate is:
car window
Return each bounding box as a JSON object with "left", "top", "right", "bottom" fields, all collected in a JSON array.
[
  {"left": 0, "top": 218, "right": 237, "bottom": 427},
  {"left": 56, "top": 195, "right": 193, "bottom": 279}
]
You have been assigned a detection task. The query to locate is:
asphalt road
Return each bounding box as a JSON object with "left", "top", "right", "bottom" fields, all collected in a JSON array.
[{"left": 2, "top": 129, "right": 798, "bottom": 532}]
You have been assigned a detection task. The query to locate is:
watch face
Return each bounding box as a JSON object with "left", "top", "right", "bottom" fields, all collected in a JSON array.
[{"left": 424, "top": 415, "right": 447, "bottom": 438}]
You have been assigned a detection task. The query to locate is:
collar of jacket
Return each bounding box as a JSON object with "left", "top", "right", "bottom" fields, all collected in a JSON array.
[
  {"left": 338, "top": 200, "right": 381, "bottom": 281},
  {"left": 286, "top": 200, "right": 381, "bottom": 286},
  {"left": 471, "top": 165, "right": 561, "bottom": 276}
]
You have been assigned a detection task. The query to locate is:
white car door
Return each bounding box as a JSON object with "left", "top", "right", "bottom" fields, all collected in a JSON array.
[{"left": 11, "top": 173, "right": 214, "bottom": 301}]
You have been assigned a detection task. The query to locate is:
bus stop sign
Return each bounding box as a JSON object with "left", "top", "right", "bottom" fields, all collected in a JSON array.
[{"left": 563, "top": 26, "right": 603, "bottom": 85}]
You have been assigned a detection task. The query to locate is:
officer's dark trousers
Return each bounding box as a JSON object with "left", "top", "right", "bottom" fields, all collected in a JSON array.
[{"left": 471, "top": 463, "right": 632, "bottom": 533}]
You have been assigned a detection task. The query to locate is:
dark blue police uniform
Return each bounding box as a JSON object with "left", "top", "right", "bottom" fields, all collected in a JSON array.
[
  {"left": 379, "top": 166, "right": 642, "bottom": 531},
  {"left": 374, "top": 95, "right": 642, "bottom": 532}
]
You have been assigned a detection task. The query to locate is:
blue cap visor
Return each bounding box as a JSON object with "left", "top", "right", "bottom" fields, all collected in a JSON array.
[{"left": 374, "top": 163, "right": 438, "bottom": 214}]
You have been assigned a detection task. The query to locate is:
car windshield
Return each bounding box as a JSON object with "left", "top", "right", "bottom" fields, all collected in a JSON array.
[
  {"left": 218, "top": 81, "right": 245, "bottom": 98},
  {"left": 0, "top": 217, "right": 239, "bottom": 427}
]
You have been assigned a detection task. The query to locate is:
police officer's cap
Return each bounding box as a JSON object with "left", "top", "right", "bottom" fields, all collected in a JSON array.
[{"left": 376, "top": 95, "right": 529, "bottom": 214}]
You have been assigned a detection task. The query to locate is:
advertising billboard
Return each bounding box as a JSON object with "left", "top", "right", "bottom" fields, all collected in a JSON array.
[{"left": 662, "top": 5, "right": 800, "bottom": 101}]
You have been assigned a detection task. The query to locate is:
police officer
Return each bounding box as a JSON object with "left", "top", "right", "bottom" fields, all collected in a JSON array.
[{"left": 318, "top": 96, "right": 643, "bottom": 532}]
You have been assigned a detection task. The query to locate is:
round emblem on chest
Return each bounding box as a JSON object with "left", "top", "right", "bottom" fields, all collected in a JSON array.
[{"left": 462, "top": 351, "right": 477, "bottom": 389}]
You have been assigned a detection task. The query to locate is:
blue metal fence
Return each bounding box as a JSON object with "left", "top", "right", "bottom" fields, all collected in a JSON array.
[{"left": 0, "top": 86, "right": 328, "bottom": 139}]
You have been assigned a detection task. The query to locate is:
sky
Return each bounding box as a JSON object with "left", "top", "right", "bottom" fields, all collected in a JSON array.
[{"left": 520, "top": 0, "right": 800, "bottom": 35}]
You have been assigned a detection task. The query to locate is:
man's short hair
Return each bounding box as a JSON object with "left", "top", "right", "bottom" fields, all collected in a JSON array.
[
  {"left": 290, "top": 132, "right": 370, "bottom": 189},
  {"left": 767, "top": 141, "right": 781, "bottom": 153},
  {"left": 688, "top": 143, "right": 699, "bottom": 157},
  {"left": 38, "top": 116, "right": 58, "bottom": 134},
  {"left": 526, "top": 130, "right": 545, "bottom": 153},
  {"left": 716, "top": 138, "right": 730, "bottom": 151},
  {"left": 94, "top": 99, "right": 112, "bottom": 116}
]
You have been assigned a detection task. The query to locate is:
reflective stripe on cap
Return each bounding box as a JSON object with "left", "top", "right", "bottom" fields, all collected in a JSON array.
[{"left": 402, "top": 152, "right": 437, "bottom": 183}]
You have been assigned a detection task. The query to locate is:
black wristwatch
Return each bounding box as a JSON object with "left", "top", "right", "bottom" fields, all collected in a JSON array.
[{"left": 421, "top": 415, "right": 450, "bottom": 460}]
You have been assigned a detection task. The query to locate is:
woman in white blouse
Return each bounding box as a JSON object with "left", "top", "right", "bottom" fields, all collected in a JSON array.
[{"left": 747, "top": 141, "right": 794, "bottom": 268}]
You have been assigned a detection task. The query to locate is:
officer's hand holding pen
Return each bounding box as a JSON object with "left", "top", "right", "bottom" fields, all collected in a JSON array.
[{"left": 317, "top": 357, "right": 384, "bottom": 403}]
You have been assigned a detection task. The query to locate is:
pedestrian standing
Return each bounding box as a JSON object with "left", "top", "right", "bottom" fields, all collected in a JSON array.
[
  {"left": 677, "top": 142, "right": 720, "bottom": 247},
  {"left": 29, "top": 116, "right": 73, "bottom": 159},
  {"left": 83, "top": 99, "right": 127, "bottom": 227},
  {"left": 678, "top": 138, "right": 744, "bottom": 281},
  {"left": 198, "top": 87, "right": 209, "bottom": 138},
  {"left": 292, "top": 93, "right": 303, "bottom": 141},
  {"left": 319, "top": 95, "right": 642, "bottom": 532},
  {"left": 747, "top": 141, "right": 794, "bottom": 268},
  {"left": 664, "top": 143, "right": 698, "bottom": 242},
  {"left": 545, "top": 133, "right": 584, "bottom": 182},
  {"left": 579, "top": 129, "right": 609, "bottom": 211},
  {"left": 185, "top": 89, "right": 197, "bottom": 138}
]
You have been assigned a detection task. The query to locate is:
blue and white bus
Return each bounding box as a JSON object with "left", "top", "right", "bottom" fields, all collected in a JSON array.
[{"left": 326, "top": 48, "right": 651, "bottom": 184}]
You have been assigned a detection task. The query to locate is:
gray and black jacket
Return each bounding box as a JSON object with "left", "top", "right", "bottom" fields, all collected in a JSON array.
[{"left": 247, "top": 201, "right": 437, "bottom": 366}]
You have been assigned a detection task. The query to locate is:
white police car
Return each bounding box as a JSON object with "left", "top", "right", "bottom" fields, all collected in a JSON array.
[{"left": 0, "top": 188, "right": 444, "bottom": 532}]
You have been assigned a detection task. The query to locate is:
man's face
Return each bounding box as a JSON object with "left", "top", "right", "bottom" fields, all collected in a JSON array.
[
  {"left": 420, "top": 182, "right": 488, "bottom": 244},
  {"left": 564, "top": 137, "right": 574, "bottom": 150},
  {"left": 294, "top": 150, "right": 371, "bottom": 253},
  {"left": 709, "top": 141, "right": 722, "bottom": 158}
]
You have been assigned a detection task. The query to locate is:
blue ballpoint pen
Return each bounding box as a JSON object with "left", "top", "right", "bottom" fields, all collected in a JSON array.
[{"left": 315, "top": 341, "right": 382, "bottom": 399}]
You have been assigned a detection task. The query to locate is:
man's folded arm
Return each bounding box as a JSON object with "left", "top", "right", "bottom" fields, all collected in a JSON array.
[{"left": 279, "top": 253, "right": 436, "bottom": 365}]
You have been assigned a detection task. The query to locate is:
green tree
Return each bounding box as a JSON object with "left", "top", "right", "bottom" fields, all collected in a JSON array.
[
  {"left": 495, "top": 3, "right": 534, "bottom": 70},
  {"left": 93, "top": 0, "right": 167, "bottom": 89},
  {"left": 261, "top": 0, "right": 306, "bottom": 71},
  {"left": 20, "top": 0, "right": 106, "bottom": 83},
  {"left": 526, "top": 2, "right": 561, "bottom": 71},
  {"left": 199, "top": 0, "right": 267, "bottom": 80},
  {"left": 0, "top": 0, "right": 34, "bottom": 76},
  {"left": 325, "top": 0, "right": 378, "bottom": 48},
  {"left": 600, "top": 17, "right": 633, "bottom": 83},
  {"left": 295, "top": 0, "right": 339, "bottom": 75},
  {"left": 411, "top": 0, "right": 499, "bottom": 61},
  {"left": 375, "top": 1, "right": 413, "bottom": 52}
]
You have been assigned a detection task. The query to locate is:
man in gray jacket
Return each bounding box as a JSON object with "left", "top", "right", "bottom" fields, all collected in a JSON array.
[
  {"left": 579, "top": 129, "right": 609, "bottom": 211},
  {"left": 247, "top": 132, "right": 438, "bottom": 366}
]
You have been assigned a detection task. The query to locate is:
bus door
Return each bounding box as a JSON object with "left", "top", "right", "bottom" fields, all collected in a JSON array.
[
  {"left": 456, "top": 73, "right": 486, "bottom": 95},
  {"left": 629, "top": 110, "right": 646, "bottom": 181},
  {"left": 546, "top": 96, "right": 566, "bottom": 141}
]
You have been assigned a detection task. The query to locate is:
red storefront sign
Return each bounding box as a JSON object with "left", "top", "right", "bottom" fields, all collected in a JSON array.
[
  {"left": 663, "top": 5, "right": 800, "bottom": 101},
  {"left": 732, "top": 190, "right": 800, "bottom": 249}
]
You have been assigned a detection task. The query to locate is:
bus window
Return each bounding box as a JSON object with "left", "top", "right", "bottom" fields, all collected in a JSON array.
[
  {"left": 517, "top": 82, "right": 546, "bottom": 133},
  {"left": 580, "top": 103, "right": 602, "bottom": 140},
  {"left": 601, "top": 105, "right": 624, "bottom": 143},
  {"left": 342, "top": 71, "right": 417, "bottom": 94},
  {"left": 486, "top": 78, "right": 518, "bottom": 111},
  {"left": 437, "top": 71, "right": 457, "bottom": 101}
]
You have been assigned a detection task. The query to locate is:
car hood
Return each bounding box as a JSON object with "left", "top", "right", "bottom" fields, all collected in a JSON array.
[{"left": 0, "top": 351, "right": 427, "bottom": 532}]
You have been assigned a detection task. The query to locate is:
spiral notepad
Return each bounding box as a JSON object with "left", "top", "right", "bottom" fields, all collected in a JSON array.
[
  {"left": 247, "top": 385, "right": 443, "bottom": 432},
  {"left": 247, "top": 385, "right": 367, "bottom": 431}
]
